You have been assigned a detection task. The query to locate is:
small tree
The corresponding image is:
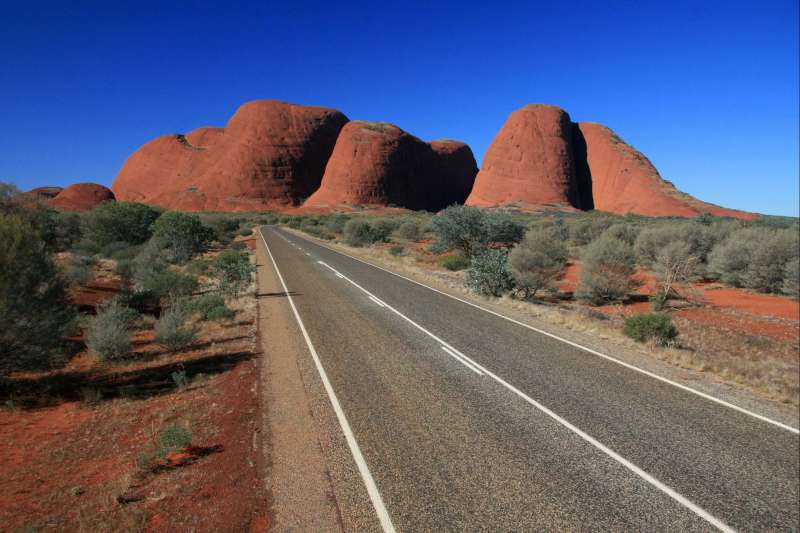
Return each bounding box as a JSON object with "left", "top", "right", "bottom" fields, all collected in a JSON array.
[
  {"left": 652, "top": 241, "right": 698, "bottom": 302},
  {"left": 211, "top": 250, "right": 255, "bottom": 297},
  {"left": 81, "top": 201, "right": 160, "bottom": 247},
  {"left": 0, "top": 213, "right": 76, "bottom": 374},
  {"left": 87, "top": 297, "right": 138, "bottom": 360},
  {"left": 396, "top": 220, "right": 421, "bottom": 241},
  {"left": 343, "top": 219, "right": 387, "bottom": 247},
  {"left": 576, "top": 235, "right": 638, "bottom": 305},
  {"left": 151, "top": 211, "right": 213, "bottom": 263},
  {"left": 465, "top": 249, "right": 513, "bottom": 297},
  {"left": 507, "top": 228, "right": 568, "bottom": 299},
  {"left": 484, "top": 212, "right": 525, "bottom": 248},
  {"left": 430, "top": 205, "right": 488, "bottom": 256}
]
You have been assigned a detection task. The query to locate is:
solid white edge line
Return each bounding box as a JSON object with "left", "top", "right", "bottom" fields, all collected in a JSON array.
[
  {"left": 259, "top": 228, "right": 397, "bottom": 533},
  {"left": 369, "top": 295, "right": 386, "bottom": 308},
  {"left": 277, "top": 228, "right": 735, "bottom": 531},
  {"left": 441, "top": 346, "right": 484, "bottom": 375},
  {"left": 285, "top": 228, "right": 799, "bottom": 435}
]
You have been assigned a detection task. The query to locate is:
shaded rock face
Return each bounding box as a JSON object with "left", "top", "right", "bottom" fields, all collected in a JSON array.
[
  {"left": 305, "top": 122, "right": 477, "bottom": 212},
  {"left": 466, "top": 105, "right": 580, "bottom": 208},
  {"left": 576, "top": 123, "right": 755, "bottom": 219},
  {"left": 49, "top": 183, "right": 115, "bottom": 211},
  {"left": 112, "top": 100, "right": 348, "bottom": 211}
]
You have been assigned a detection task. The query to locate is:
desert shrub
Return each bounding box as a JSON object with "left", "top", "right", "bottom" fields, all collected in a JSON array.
[
  {"left": 649, "top": 290, "right": 669, "bottom": 312},
  {"left": 484, "top": 212, "right": 525, "bottom": 247},
  {"left": 343, "top": 219, "right": 388, "bottom": 247},
  {"left": 783, "top": 258, "right": 799, "bottom": 297},
  {"left": 140, "top": 270, "right": 198, "bottom": 302},
  {"left": 324, "top": 214, "right": 350, "bottom": 234},
  {"left": 576, "top": 235, "right": 638, "bottom": 305},
  {"left": 204, "top": 216, "right": 240, "bottom": 245},
  {"left": 115, "top": 258, "right": 134, "bottom": 280},
  {"left": 438, "top": 254, "right": 470, "bottom": 271},
  {"left": 604, "top": 223, "right": 639, "bottom": 246},
  {"left": 286, "top": 216, "right": 303, "bottom": 229},
  {"left": 99, "top": 241, "right": 132, "bottom": 259},
  {"left": 624, "top": 313, "right": 679, "bottom": 346},
  {"left": 508, "top": 227, "right": 568, "bottom": 298},
  {"left": 0, "top": 181, "right": 20, "bottom": 201},
  {"left": 707, "top": 227, "right": 798, "bottom": 291},
  {"left": 634, "top": 225, "right": 679, "bottom": 266},
  {"left": 389, "top": 245, "right": 404, "bottom": 256},
  {"left": 211, "top": 250, "right": 254, "bottom": 296},
  {"left": 186, "top": 258, "right": 210, "bottom": 276},
  {"left": 744, "top": 229, "right": 799, "bottom": 293},
  {"left": 81, "top": 202, "right": 160, "bottom": 247},
  {"left": 62, "top": 254, "right": 94, "bottom": 287},
  {"left": 131, "top": 239, "right": 168, "bottom": 283},
  {"left": 156, "top": 424, "right": 192, "bottom": 457},
  {"left": 188, "top": 294, "right": 226, "bottom": 319},
  {"left": 430, "top": 205, "right": 488, "bottom": 256},
  {"left": 238, "top": 227, "right": 253, "bottom": 237},
  {"left": 86, "top": 298, "right": 138, "bottom": 360},
  {"left": 373, "top": 218, "right": 402, "bottom": 236},
  {"left": 155, "top": 299, "right": 197, "bottom": 351},
  {"left": 396, "top": 220, "right": 421, "bottom": 241},
  {"left": 653, "top": 241, "right": 699, "bottom": 297},
  {"left": 206, "top": 305, "right": 235, "bottom": 321},
  {"left": 151, "top": 211, "right": 213, "bottom": 264},
  {"left": 465, "top": 249, "right": 513, "bottom": 296},
  {"left": 0, "top": 213, "right": 77, "bottom": 374}
]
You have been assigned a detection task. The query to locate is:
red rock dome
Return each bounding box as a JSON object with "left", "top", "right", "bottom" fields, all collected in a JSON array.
[
  {"left": 305, "top": 121, "right": 477, "bottom": 211},
  {"left": 466, "top": 104, "right": 580, "bottom": 208},
  {"left": 49, "top": 183, "right": 115, "bottom": 211},
  {"left": 575, "top": 122, "right": 755, "bottom": 220},
  {"left": 112, "top": 100, "right": 348, "bottom": 211}
]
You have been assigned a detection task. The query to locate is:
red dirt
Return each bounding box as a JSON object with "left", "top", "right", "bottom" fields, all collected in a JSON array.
[
  {"left": 49, "top": 182, "right": 115, "bottom": 211},
  {"left": 112, "top": 100, "right": 348, "bottom": 211},
  {"left": 466, "top": 104, "right": 580, "bottom": 209},
  {"left": 696, "top": 285, "right": 799, "bottom": 321}
]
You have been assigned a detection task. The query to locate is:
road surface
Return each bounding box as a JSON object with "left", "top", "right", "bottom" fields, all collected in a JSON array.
[{"left": 258, "top": 226, "right": 799, "bottom": 532}]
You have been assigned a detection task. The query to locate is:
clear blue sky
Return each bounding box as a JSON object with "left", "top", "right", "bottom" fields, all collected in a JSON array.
[{"left": 1, "top": 0, "right": 797, "bottom": 216}]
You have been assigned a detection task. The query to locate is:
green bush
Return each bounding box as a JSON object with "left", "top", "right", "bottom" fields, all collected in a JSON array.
[
  {"left": 188, "top": 294, "right": 226, "bottom": 319},
  {"left": 649, "top": 290, "right": 668, "bottom": 312},
  {"left": 623, "top": 313, "right": 679, "bottom": 346},
  {"left": 186, "top": 258, "right": 210, "bottom": 276},
  {"left": 484, "top": 212, "right": 525, "bottom": 247},
  {"left": 389, "top": 245, "right": 404, "bottom": 256},
  {"left": 140, "top": 270, "right": 198, "bottom": 303},
  {"left": 343, "top": 219, "right": 388, "bottom": 247},
  {"left": 86, "top": 298, "right": 138, "bottom": 360},
  {"left": 576, "top": 235, "right": 638, "bottom": 305},
  {"left": 151, "top": 211, "right": 213, "bottom": 264},
  {"left": 211, "top": 250, "right": 255, "bottom": 296},
  {"left": 465, "top": 249, "right": 513, "bottom": 296},
  {"left": 324, "top": 214, "right": 350, "bottom": 234},
  {"left": 430, "top": 205, "right": 488, "bottom": 256},
  {"left": 0, "top": 213, "right": 77, "bottom": 374},
  {"left": 155, "top": 424, "right": 192, "bottom": 458},
  {"left": 155, "top": 299, "right": 197, "bottom": 351},
  {"left": 81, "top": 202, "right": 160, "bottom": 247},
  {"left": 396, "top": 221, "right": 421, "bottom": 241},
  {"left": 438, "top": 254, "right": 470, "bottom": 271},
  {"left": 238, "top": 227, "right": 253, "bottom": 237},
  {"left": 507, "top": 227, "right": 568, "bottom": 298},
  {"left": 62, "top": 255, "right": 94, "bottom": 287},
  {"left": 99, "top": 241, "right": 133, "bottom": 259},
  {"left": 206, "top": 305, "right": 235, "bottom": 321},
  {"left": 115, "top": 258, "right": 134, "bottom": 281}
]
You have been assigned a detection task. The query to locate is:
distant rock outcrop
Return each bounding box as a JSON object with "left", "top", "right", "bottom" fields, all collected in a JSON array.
[
  {"left": 112, "top": 100, "right": 349, "bottom": 211},
  {"left": 574, "top": 122, "right": 755, "bottom": 219},
  {"left": 466, "top": 105, "right": 580, "bottom": 208},
  {"left": 49, "top": 183, "right": 115, "bottom": 211},
  {"left": 304, "top": 121, "right": 477, "bottom": 211}
]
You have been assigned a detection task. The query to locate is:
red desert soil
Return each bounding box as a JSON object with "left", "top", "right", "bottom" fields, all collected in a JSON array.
[
  {"left": 49, "top": 183, "right": 116, "bottom": 211},
  {"left": 0, "top": 255, "right": 266, "bottom": 531}
]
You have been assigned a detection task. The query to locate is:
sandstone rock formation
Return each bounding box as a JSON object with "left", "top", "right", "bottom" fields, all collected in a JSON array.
[
  {"left": 112, "top": 100, "right": 348, "bottom": 211},
  {"left": 466, "top": 104, "right": 580, "bottom": 208},
  {"left": 305, "top": 121, "right": 477, "bottom": 212},
  {"left": 574, "top": 123, "right": 755, "bottom": 219},
  {"left": 49, "top": 183, "right": 115, "bottom": 211}
]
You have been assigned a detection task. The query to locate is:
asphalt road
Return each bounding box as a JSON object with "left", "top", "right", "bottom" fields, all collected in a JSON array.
[{"left": 258, "top": 226, "right": 799, "bottom": 532}]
